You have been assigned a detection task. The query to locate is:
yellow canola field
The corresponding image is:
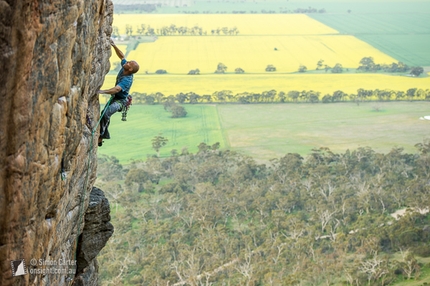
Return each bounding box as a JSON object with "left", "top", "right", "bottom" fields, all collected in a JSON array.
[
  {"left": 102, "top": 13, "right": 428, "bottom": 100},
  {"left": 102, "top": 73, "right": 430, "bottom": 96},
  {"left": 126, "top": 35, "right": 397, "bottom": 74},
  {"left": 112, "top": 14, "right": 338, "bottom": 35}
]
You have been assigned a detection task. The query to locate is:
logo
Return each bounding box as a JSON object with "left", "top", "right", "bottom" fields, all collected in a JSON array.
[{"left": 11, "top": 259, "right": 27, "bottom": 277}]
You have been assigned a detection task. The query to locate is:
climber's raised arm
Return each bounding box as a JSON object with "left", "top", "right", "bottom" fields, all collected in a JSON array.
[{"left": 109, "top": 38, "right": 125, "bottom": 60}]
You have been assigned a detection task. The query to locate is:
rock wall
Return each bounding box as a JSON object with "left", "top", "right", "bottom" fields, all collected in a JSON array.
[{"left": 0, "top": 0, "right": 114, "bottom": 285}]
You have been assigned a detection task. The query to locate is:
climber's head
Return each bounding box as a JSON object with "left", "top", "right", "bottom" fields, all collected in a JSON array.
[{"left": 123, "top": 60, "right": 139, "bottom": 74}]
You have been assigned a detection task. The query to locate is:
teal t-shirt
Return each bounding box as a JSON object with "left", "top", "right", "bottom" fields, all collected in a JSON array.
[{"left": 114, "top": 58, "right": 133, "bottom": 100}]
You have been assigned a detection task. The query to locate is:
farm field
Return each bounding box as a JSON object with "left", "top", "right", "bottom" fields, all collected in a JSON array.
[
  {"left": 102, "top": 13, "right": 430, "bottom": 97},
  {"left": 102, "top": 73, "right": 430, "bottom": 98},
  {"left": 310, "top": 13, "right": 430, "bottom": 66},
  {"left": 358, "top": 34, "right": 430, "bottom": 67},
  {"left": 109, "top": 14, "right": 402, "bottom": 75},
  {"left": 98, "top": 104, "right": 225, "bottom": 162},
  {"left": 125, "top": 35, "right": 397, "bottom": 74},
  {"left": 98, "top": 102, "right": 430, "bottom": 163}
]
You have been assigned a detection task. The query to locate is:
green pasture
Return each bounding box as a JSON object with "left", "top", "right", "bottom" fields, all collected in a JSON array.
[
  {"left": 310, "top": 13, "right": 430, "bottom": 66},
  {"left": 98, "top": 102, "right": 430, "bottom": 163},
  {"left": 97, "top": 104, "right": 225, "bottom": 162},
  {"left": 359, "top": 34, "right": 430, "bottom": 67}
]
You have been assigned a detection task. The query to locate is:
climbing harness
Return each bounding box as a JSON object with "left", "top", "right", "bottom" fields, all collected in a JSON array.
[{"left": 68, "top": 96, "right": 113, "bottom": 284}]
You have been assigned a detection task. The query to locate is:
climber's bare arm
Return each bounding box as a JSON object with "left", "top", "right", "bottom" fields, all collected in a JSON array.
[
  {"left": 98, "top": 85, "right": 122, "bottom": 95},
  {"left": 109, "top": 38, "right": 125, "bottom": 60}
]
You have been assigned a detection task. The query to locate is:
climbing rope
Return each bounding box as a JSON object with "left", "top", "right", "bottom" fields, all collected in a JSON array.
[{"left": 68, "top": 96, "right": 114, "bottom": 284}]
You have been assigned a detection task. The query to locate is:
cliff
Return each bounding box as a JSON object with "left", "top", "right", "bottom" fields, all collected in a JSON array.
[{"left": 0, "top": 0, "right": 114, "bottom": 285}]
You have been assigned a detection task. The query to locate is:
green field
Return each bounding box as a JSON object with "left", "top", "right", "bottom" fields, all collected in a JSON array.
[
  {"left": 98, "top": 102, "right": 430, "bottom": 162},
  {"left": 98, "top": 104, "right": 225, "bottom": 161},
  {"left": 310, "top": 13, "right": 430, "bottom": 66}
]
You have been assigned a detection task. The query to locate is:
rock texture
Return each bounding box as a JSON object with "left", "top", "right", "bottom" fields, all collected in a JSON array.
[
  {"left": 76, "top": 187, "right": 114, "bottom": 277},
  {"left": 0, "top": 0, "right": 114, "bottom": 285}
]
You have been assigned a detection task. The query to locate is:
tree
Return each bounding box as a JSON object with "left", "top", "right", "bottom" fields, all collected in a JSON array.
[
  {"left": 112, "top": 26, "right": 120, "bottom": 37},
  {"left": 298, "top": 65, "right": 307, "bottom": 72},
  {"left": 358, "top": 57, "right": 378, "bottom": 72},
  {"left": 175, "top": 92, "right": 188, "bottom": 104},
  {"left": 171, "top": 105, "right": 187, "bottom": 118},
  {"left": 126, "top": 24, "right": 133, "bottom": 36},
  {"left": 262, "top": 90, "right": 277, "bottom": 102},
  {"left": 398, "top": 249, "right": 420, "bottom": 280},
  {"left": 332, "top": 90, "right": 346, "bottom": 102},
  {"left": 215, "top": 62, "right": 227, "bottom": 73},
  {"left": 235, "top": 68, "right": 245, "bottom": 74},
  {"left": 265, "top": 65, "right": 276, "bottom": 72},
  {"left": 137, "top": 24, "right": 146, "bottom": 35},
  {"left": 144, "top": 94, "right": 155, "bottom": 105},
  {"left": 316, "top": 59, "right": 324, "bottom": 70},
  {"left": 151, "top": 135, "right": 168, "bottom": 157},
  {"left": 322, "top": 94, "right": 332, "bottom": 103},
  {"left": 287, "top": 90, "right": 300, "bottom": 102},
  {"left": 125, "top": 168, "right": 151, "bottom": 193},
  {"left": 410, "top": 66, "right": 424, "bottom": 77},
  {"left": 187, "top": 92, "right": 200, "bottom": 104},
  {"left": 278, "top": 91, "right": 286, "bottom": 102},
  {"left": 163, "top": 99, "right": 176, "bottom": 111},
  {"left": 406, "top": 88, "right": 417, "bottom": 101},
  {"left": 213, "top": 90, "right": 232, "bottom": 103},
  {"left": 188, "top": 69, "right": 200, "bottom": 75},
  {"left": 331, "top": 63, "right": 343, "bottom": 73}
]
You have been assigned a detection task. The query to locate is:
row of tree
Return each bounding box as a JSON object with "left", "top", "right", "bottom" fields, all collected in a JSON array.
[
  {"left": 186, "top": 8, "right": 328, "bottom": 14},
  {"left": 358, "top": 57, "right": 424, "bottom": 76},
  {"left": 140, "top": 59, "right": 423, "bottom": 77},
  {"left": 113, "top": 24, "right": 239, "bottom": 37},
  {"left": 300, "top": 59, "right": 424, "bottom": 76},
  {"left": 120, "top": 87, "right": 430, "bottom": 106},
  {"left": 114, "top": 6, "right": 327, "bottom": 14},
  {"left": 97, "top": 141, "right": 430, "bottom": 285}
]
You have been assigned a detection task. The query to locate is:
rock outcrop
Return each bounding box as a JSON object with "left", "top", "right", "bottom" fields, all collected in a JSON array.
[
  {"left": 0, "top": 0, "right": 114, "bottom": 285},
  {"left": 75, "top": 187, "right": 114, "bottom": 280}
]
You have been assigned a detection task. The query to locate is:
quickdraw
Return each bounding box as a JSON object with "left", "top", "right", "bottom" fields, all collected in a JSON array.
[{"left": 121, "top": 95, "right": 132, "bottom": 121}]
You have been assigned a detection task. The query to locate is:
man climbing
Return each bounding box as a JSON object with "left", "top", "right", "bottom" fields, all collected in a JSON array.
[{"left": 98, "top": 38, "right": 139, "bottom": 146}]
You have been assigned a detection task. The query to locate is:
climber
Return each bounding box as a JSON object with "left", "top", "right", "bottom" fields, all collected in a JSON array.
[{"left": 98, "top": 38, "right": 139, "bottom": 147}]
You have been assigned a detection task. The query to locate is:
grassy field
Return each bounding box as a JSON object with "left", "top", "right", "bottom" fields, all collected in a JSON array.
[
  {"left": 98, "top": 102, "right": 430, "bottom": 163},
  {"left": 98, "top": 104, "right": 225, "bottom": 162},
  {"left": 310, "top": 13, "right": 430, "bottom": 66},
  {"left": 102, "top": 73, "right": 430, "bottom": 98}
]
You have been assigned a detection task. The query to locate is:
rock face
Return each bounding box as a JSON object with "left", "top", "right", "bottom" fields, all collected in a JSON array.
[
  {"left": 75, "top": 187, "right": 114, "bottom": 280},
  {"left": 0, "top": 0, "right": 114, "bottom": 285}
]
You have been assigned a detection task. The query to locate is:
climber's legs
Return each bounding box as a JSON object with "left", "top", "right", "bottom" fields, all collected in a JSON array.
[{"left": 99, "top": 101, "right": 122, "bottom": 146}]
